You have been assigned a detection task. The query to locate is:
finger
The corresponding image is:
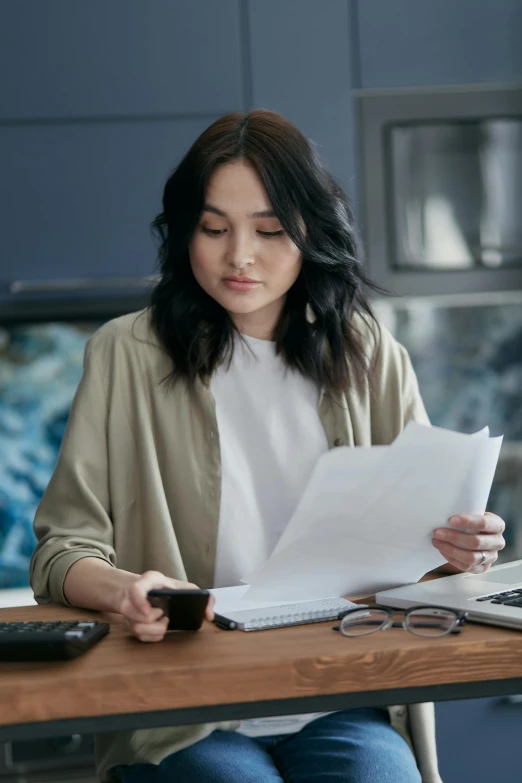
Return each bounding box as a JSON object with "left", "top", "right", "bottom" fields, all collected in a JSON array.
[
  {"left": 129, "top": 571, "right": 171, "bottom": 616},
  {"left": 456, "top": 551, "right": 499, "bottom": 575},
  {"left": 136, "top": 632, "right": 167, "bottom": 643},
  {"left": 205, "top": 593, "right": 215, "bottom": 622},
  {"left": 446, "top": 554, "right": 478, "bottom": 572},
  {"left": 484, "top": 512, "right": 506, "bottom": 533},
  {"left": 433, "top": 529, "right": 505, "bottom": 552},
  {"left": 157, "top": 579, "right": 200, "bottom": 591},
  {"left": 130, "top": 616, "right": 170, "bottom": 639},
  {"left": 470, "top": 551, "right": 498, "bottom": 574},
  {"left": 127, "top": 605, "right": 165, "bottom": 625},
  {"left": 132, "top": 617, "right": 169, "bottom": 635},
  {"left": 124, "top": 593, "right": 165, "bottom": 624},
  {"left": 449, "top": 513, "right": 505, "bottom": 534},
  {"left": 433, "top": 540, "right": 494, "bottom": 569},
  {"left": 130, "top": 573, "right": 198, "bottom": 617},
  {"left": 433, "top": 541, "right": 497, "bottom": 573}
]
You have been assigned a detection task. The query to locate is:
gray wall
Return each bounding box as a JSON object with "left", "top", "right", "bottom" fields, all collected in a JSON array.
[{"left": 1, "top": 0, "right": 521, "bottom": 295}]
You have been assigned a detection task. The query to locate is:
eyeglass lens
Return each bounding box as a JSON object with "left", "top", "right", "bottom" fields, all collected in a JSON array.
[
  {"left": 406, "top": 608, "right": 457, "bottom": 637},
  {"left": 339, "top": 607, "right": 457, "bottom": 637},
  {"left": 339, "top": 609, "right": 389, "bottom": 636}
]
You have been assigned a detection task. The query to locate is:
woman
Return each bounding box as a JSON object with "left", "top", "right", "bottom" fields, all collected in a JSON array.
[{"left": 30, "top": 110, "right": 505, "bottom": 783}]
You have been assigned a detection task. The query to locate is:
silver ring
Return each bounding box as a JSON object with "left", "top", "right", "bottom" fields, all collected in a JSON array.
[{"left": 479, "top": 550, "right": 487, "bottom": 565}]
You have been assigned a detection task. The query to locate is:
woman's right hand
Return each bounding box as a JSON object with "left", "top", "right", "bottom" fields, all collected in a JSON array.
[{"left": 117, "top": 570, "right": 214, "bottom": 643}]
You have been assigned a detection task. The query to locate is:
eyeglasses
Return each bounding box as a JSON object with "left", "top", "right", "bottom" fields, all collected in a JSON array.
[{"left": 333, "top": 605, "right": 467, "bottom": 638}]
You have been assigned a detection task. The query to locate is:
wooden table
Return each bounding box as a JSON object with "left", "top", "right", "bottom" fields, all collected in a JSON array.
[{"left": 1, "top": 603, "right": 522, "bottom": 742}]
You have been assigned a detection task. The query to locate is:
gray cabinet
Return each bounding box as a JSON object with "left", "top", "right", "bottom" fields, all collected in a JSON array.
[
  {"left": 436, "top": 697, "right": 522, "bottom": 783},
  {"left": 0, "top": 0, "right": 244, "bottom": 119},
  {"left": 0, "top": 0, "right": 244, "bottom": 299},
  {"left": 1, "top": 116, "right": 219, "bottom": 291},
  {"left": 357, "top": 0, "right": 522, "bottom": 88},
  {"left": 248, "top": 0, "right": 357, "bottom": 197}
]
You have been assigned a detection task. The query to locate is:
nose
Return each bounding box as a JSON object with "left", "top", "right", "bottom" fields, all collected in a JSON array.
[{"left": 226, "top": 230, "right": 256, "bottom": 269}]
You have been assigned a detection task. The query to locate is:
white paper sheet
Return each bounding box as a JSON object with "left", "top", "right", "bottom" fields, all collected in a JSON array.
[
  {"left": 209, "top": 584, "right": 358, "bottom": 616},
  {"left": 242, "top": 422, "right": 503, "bottom": 602}
]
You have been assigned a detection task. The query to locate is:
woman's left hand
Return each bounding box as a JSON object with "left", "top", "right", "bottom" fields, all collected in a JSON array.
[{"left": 432, "top": 512, "right": 506, "bottom": 573}]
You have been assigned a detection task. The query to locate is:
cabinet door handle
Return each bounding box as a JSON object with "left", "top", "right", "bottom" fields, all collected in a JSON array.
[
  {"left": 0, "top": 741, "right": 15, "bottom": 771},
  {"left": 9, "top": 276, "right": 158, "bottom": 294}
]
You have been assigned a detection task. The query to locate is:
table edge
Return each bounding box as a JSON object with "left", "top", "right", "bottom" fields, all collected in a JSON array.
[{"left": 1, "top": 676, "right": 522, "bottom": 743}]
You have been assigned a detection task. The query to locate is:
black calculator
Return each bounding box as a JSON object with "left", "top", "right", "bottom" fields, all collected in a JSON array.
[{"left": 0, "top": 620, "right": 110, "bottom": 662}]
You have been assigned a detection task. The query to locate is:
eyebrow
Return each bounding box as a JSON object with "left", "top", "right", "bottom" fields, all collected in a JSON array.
[{"left": 203, "top": 204, "right": 277, "bottom": 219}]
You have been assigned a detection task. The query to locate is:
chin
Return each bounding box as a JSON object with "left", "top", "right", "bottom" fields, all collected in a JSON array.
[
  {"left": 227, "top": 305, "right": 265, "bottom": 317},
  {"left": 217, "top": 294, "right": 267, "bottom": 316}
]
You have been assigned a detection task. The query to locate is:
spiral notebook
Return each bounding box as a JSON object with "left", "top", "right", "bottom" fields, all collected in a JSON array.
[{"left": 210, "top": 585, "right": 357, "bottom": 631}]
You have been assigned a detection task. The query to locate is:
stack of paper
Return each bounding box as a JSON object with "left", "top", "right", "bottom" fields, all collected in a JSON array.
[{"left": 239, "top": 422, "right": 503, "bottom": 603}]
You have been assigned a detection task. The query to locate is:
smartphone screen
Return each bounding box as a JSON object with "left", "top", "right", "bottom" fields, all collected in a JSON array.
[{"left": 147, "top": 588, "right": 210, "bottom": 631}]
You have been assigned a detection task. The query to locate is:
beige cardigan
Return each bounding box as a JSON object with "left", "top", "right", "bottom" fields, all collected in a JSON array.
[{"left": 30, "top": 309, "right": 442, "bottom": 783}]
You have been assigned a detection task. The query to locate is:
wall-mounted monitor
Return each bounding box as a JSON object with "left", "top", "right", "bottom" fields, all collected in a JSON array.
[{"left": 357, "top": 84, "right": 522, "bottom": 296}]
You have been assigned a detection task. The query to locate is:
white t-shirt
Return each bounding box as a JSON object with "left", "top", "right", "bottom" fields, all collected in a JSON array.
[{"left": 211, "top": 334, "right": 329, "bottom": 737}]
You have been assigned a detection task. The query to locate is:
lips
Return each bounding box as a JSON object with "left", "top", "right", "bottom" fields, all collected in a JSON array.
[
  {"left": 223, "top": 276, "right": 260, "bottom": 284},
  {"left": 222, "top": 276, "right": 261, "bottom": 292}
]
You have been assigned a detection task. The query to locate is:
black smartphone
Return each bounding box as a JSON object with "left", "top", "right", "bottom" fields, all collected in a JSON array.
[{"left": 147, "top": 588, "right": 210, "bottom": 631}]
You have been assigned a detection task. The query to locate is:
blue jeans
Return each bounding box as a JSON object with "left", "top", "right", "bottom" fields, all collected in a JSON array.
[{"left": 111, "top": 708, "right": 421, "bottom": 783}]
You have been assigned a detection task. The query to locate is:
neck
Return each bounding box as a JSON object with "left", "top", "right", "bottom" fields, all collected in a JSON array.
[{"left": 230, "top": 298, "right": 284, "bottom": 341}]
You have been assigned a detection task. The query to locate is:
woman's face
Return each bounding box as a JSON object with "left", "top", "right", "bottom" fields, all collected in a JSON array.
[{"left": 189, "top": 160, "right": 302, "bottom": 339}]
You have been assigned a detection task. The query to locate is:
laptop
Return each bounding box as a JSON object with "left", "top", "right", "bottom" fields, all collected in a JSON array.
[{"left": 376, "top": 559, "right": 522, "bottom": 630}]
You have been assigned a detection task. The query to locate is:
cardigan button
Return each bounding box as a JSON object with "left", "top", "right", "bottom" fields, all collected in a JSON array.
[{"left": 334, "top": 438, "right": 344, "bottom": 447}]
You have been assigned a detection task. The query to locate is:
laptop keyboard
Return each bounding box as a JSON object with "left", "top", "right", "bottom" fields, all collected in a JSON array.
[{"left": 475, "top": 589, "right": 522, "bottom": 607}]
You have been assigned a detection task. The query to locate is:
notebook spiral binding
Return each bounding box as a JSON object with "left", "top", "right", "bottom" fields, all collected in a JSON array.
[{"left": 243, "top": 607, "right": 342, "bottom": 631}]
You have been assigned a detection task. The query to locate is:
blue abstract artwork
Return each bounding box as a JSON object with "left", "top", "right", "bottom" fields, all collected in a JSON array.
[
  {"left": 384, "top": 296, "right": 522, "bottom": 560},
  {"left": 390, "top": 299, "right": 522, "bottom": 440},
  {"left": 0, "top": 322, "right": 101, "bottom": 588}
]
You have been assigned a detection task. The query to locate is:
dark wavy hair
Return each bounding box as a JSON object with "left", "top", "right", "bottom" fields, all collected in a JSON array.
[{"left": 149, "top": 109, "right": 380, "bottom": 394}]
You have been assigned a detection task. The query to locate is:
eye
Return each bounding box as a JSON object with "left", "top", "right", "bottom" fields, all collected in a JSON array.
[
  {"left": 257, "top": 230, "right": 285, "bottom": 238},
  {"left": 201, "top": 226, "right": 226, "bottom": 236}
]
